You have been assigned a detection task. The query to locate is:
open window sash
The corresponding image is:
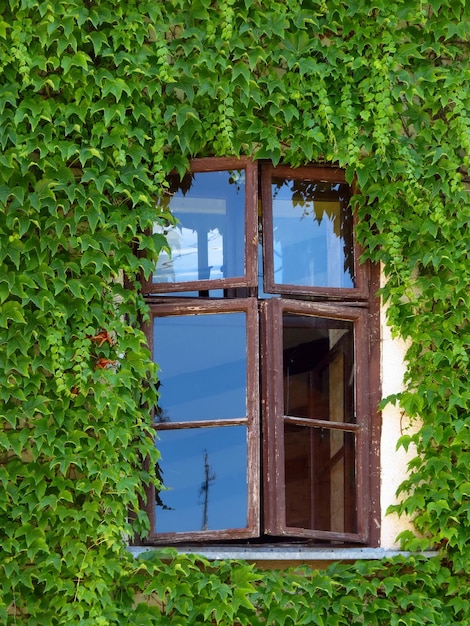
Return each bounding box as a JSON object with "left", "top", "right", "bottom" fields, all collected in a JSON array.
[
  {"left": 142, "top": 157, "right": 258, "bottom": 295},
  {"left": 262, "top": 298, "right": 370, "bottom": 543},
  {"left": 261, "top": 163, "right": 369, "bottom": 300},
  {"left": 145, "top": 298, "right": 260, "bottom": 543}
]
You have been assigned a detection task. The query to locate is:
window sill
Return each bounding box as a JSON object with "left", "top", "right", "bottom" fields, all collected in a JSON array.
[{"left": 128, "top": 545, "right": 438, "bottom": 564}]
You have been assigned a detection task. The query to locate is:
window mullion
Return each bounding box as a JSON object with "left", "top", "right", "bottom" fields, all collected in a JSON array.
[{"left": 261, "top": 298, "right": 286, "bottom": 535}]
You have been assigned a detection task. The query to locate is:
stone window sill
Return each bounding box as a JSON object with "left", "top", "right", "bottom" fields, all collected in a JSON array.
[{"left": 128, "top": 545, "right": 438, "bottom": 563}]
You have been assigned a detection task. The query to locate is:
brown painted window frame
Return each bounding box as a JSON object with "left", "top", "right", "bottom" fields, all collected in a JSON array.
[
  {"left": 143, "top": 297, "right": 260, "bottom": 544},
  {"left": 261, "top": 163, "right": 368, "bottom": 301},
  {"left": 261, "top": 298, "right": 371, "bottom": 544},
  {"left": 140, "top": 157, "right": 258, "bottom": 296},
  {"left": 140, "top": 158, "right": 381, "bottom": 547}
]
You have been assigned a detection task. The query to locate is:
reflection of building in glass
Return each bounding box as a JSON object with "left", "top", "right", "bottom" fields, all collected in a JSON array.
[
  {"left": 153, "top": 170, "right": 245, "bottom": 284},
  {"left": 154, "top": 220, "right": 224, "bottom": 283}
]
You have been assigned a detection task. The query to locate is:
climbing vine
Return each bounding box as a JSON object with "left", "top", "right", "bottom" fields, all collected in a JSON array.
[{"left": 0, "top": 0, "right": 469, "bottom": 623}]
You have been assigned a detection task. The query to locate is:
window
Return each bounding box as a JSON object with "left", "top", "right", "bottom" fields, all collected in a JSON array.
[{"left": 141, "top": 157, "right": 380, "bottom": 546}]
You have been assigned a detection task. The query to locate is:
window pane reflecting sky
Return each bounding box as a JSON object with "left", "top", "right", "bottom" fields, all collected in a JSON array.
[
  {"left": 153, "top": 312, "right": 247, "bottom": 423},
  {"left": 156, "top": 426, "right": 248, "bottom": 533},
  {"left": 271, "top": 179, "right": 354, "bottom": 288}
]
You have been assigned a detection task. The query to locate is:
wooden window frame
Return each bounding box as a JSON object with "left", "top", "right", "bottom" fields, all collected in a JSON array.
[
  {"left": 143, "top": 297, "right": 260, "bottom": 543},
  {"left": 139, "top": 158, "right": 381, "bottom": 548},
  {"left": 261, "top": 298, "right": 370, "bottom": 543},
  {"left": 261, "top": 163, "right": 369, "bottom": 300},
  {"left": 141, "top": 157, "right": 258, "bottom": 295}
]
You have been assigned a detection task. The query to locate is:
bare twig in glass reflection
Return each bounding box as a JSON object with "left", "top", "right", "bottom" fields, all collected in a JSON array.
[{"left": 198, "top": 449, "right": 216, "bottom": 531}]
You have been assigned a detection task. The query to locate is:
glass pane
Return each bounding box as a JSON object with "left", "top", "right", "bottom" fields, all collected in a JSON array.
[
  {"left": 155, "top": 426, "right": 248, "bottom": 533},
  {"left": 153, "top": 170, "right": 246, "bottom": 284},
  {"left": 283, "top": 314, "right": 355, "bottom": 423},
  {"left": 284, "top": 425, "right": 356, "bottom": 533},
  {"left": 153, "top": 312, "right": 246, "bottom": 423},
  {"left": 271, "top": 177, "right": 354, "bottom": 288}
]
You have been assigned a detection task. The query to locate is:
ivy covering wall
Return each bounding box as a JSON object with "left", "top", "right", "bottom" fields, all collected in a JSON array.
[{"left": 0, "top": 0, "right": 469, "bottom": 623}]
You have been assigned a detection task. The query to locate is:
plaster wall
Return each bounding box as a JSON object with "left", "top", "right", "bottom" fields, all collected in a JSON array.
[{"left": 379, "top": 298, "right": 419, "bottom": 549}]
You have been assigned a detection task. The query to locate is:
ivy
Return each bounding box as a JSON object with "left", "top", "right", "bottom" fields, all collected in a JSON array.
[{"left": 0, "top": 0, "right": 469, "bottom": 623}]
